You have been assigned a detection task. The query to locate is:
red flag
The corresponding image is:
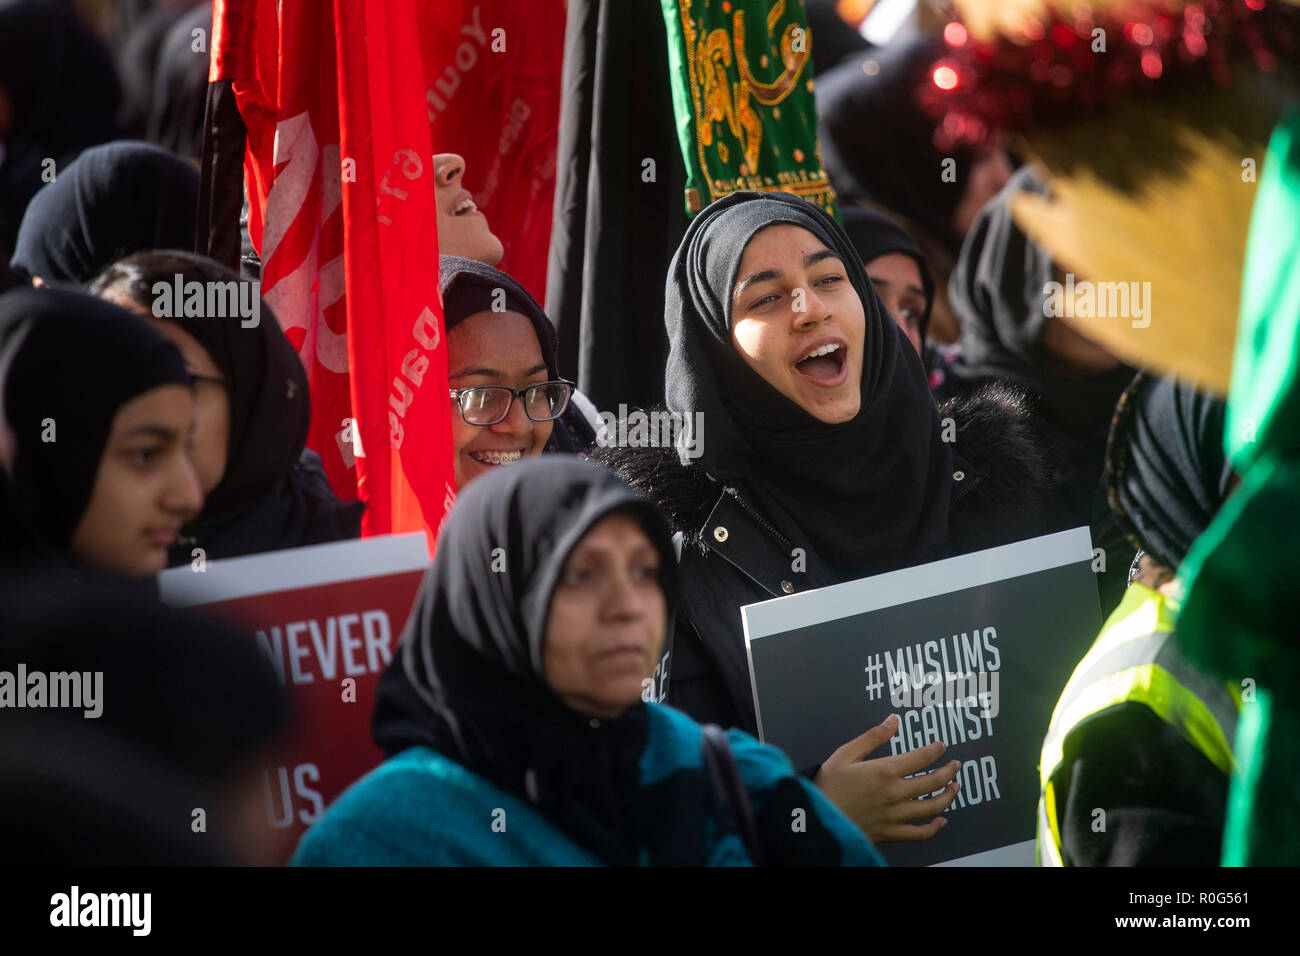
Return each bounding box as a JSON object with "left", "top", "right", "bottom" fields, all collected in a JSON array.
[
  {"left": 420, "top": 0, "right": 564, "bottom": 302},
  {"left": 211, "top": 0, "right": 454, "bottom": 548}
]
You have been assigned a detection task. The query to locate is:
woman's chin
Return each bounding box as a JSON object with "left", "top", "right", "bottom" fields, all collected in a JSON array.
[{"left": 796, "top": 391, "right": 861, "bottom": 424}]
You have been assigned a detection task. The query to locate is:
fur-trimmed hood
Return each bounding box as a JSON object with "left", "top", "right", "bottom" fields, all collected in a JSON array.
[{"left": 590, "top": 381, "right": 1050, "bottom": 551}]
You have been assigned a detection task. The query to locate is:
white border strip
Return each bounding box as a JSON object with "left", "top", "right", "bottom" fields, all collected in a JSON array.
[
  {"left": 743, "top": 527, "right": 1093, "bottom": 641},
  {"left": 158, "top": 532, "right": 429, "bottom": 607},
  {"left": 930, "top": 838, "right": 1036, "bottom": 867}
]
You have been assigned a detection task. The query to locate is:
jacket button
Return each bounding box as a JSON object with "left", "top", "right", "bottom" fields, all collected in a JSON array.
[
  {"left": 713, "top": 526, "right": 729, "bottom": 542},
  {"left": 780, "top": 580, "right": 794, "bottom": 594},
  {"left": 953, "top": 470, "right": 966, "bottom": 481}
]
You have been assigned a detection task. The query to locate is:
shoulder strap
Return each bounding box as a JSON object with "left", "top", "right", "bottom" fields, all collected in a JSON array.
[{"left": 700, "top": 724, "right": 764, "bottom": 866}]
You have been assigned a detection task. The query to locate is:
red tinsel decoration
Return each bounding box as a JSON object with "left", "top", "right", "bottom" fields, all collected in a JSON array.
[{"left": 920, "top": 0, "right": 1300, "bottom": 150}]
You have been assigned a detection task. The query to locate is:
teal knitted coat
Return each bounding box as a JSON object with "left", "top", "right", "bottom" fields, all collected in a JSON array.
[{"left": 292, "top": 701, "right": 883, "bottom": 866}]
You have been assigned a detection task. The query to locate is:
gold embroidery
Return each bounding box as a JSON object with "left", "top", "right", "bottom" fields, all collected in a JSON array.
[
  {"left": 675, "top": 0, "right": 828, "bottom": 208},
  {"left": 732, "top": 9, "right": 808, "bottom": 108}
]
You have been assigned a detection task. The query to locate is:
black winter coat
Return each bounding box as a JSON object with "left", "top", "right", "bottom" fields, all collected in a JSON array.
[
  {"left": 167, "top": 450, "right": 364, "bottom": 567},
  {"left": 595, "top": 383, "right": 1055, "bottom": 737}
]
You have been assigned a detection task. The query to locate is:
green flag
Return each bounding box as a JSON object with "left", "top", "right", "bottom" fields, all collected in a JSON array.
[
  {"left": 660, "top": 0, "right": 837, "bottom": 217},
  {"left": 1176, "top": 107, "right": 1300, "bottom": 866}
]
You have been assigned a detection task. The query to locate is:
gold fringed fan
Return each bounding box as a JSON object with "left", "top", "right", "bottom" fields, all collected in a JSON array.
[{"left": 947, "top": 0, "right": 1299, "bottom": 395}]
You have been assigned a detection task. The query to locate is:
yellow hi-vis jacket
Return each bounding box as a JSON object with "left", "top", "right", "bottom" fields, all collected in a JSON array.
[{"left": 1036, "top": 581, "right": 1239, "bottom": 866}]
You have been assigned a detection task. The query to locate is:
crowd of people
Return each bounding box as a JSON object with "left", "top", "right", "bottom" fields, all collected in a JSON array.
[{"left": 0, "top": 0, "right": 1291, "bottom": 869}]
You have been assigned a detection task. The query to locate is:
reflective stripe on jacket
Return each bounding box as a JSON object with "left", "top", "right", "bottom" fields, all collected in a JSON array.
[{"left": 1036, "top": 581, "right": 1239, "bottom": 866}]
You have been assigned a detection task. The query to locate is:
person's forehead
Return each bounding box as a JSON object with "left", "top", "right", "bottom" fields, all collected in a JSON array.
[
  {"left": 447, "top": 311, "right": 547, "bottom": 378},
  {"left": 448, "top": 309, "right": 539, "bottom": 342},
  {"left": 741, "top": 223, "right": 828, "bottom": 258},
  {"left": 866, "top": 251, "right": 924, "bottom": 285},
  {"left": 572, "top": 512, "right": 655, "bottom": 550},
  {"left": 109, "top": 385, "right": 193, "bottom": 434}
]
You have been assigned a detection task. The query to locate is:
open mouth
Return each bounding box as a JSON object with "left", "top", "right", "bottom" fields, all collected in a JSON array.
[
  {"left": 793, "top": 341, "right": 847, "bottom": 384},
  {"left": 452, "top": 195, "right": 479, "bottom": 217},
  {"left": 469, "top": 449, "right": 523, "bottom": 466}
]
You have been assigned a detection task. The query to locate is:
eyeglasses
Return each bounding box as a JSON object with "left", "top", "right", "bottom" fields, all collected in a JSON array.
[
  {"left": 189, "top": 373, "right": 227, "bottom": 388},
  {"left": 448, "top": 380, "right": 574, "bottom": 426}
]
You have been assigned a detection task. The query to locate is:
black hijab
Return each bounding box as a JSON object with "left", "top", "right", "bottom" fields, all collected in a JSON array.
[
  {"left": 0, "top": 286, "right": 190, "bottom": 552},
  {"left": 89, "top": 250, "right": 310, "bottom": 523},
  {"left": 0, "top": 568, "right": 286, "bottom": 864},
  {"left": 440, "top": 254, "right": 598, "bottom": 453},
  {"left": 817, "top": 35, "right": 974, "bottom": 256},
  {"left": 440, "top": 254, "right": 560, "bottom": 371},
  {"left": 947, "top": 166, "right": 1136, "bottom": 433},
  {"left": 0, "top": 0, "right": 120, "bottom": 157},
  {"left": 0, "top": 0, "right": 121, "bottom": 249},
  {"left": 10, "top": 141, "right": 200, "bottom": 283},
  {"left": 114, "top": 1, "right": 192, "bottom": 140},
  {"left": 146, "top": 3, "right": 212, "bottom": 160},
  {"left": 1104, "top": 374, "right": 1234, "bottom": 571},
  {"left": 373, "top": 457, "right": 679, "bottom": 865},
  {"left": 665, "top": 191, "right": 954, "bottom": 579},
  {"left": 842, "top": 205, "right": 936, "bottom": 342}
]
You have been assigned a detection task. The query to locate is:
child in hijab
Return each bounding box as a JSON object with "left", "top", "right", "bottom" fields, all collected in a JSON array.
[
  {"left": 441, "top": 254, "right": 595, "bottom": 489},
  {"left": 1039, "top": 373, "right": 1239, "bottom": 866},
  {"left": 0, "top": 286, "right": 201, "bottom": 578},
  {"left": 596, "top": 190, "right": 1050, "bottom": 843},
  {"left": 9, "top": 141, "right": 199, "bottom": 285},
  {"left": 89, "top": 249, "right": 364, "bottom": 564},
  {"left": 294, "top": 457, "right": 881, "bottom": 866}
]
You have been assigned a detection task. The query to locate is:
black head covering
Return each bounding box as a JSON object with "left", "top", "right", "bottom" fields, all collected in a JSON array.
[
  {"left": 0, "top": 568, "right": 287, "bottom": 864},
  {"left": 0, "top": 286, "right": 190, "bottom": 551},
  {"left": 947, "top": 166, "right": 1136, "bottom": 433},
  {"left": 0, "top": 0, "right": 121, "bottom": 156},
  {"left": 373, "top": 456, "right": 678, "bottom": 864},
  {"left": 89, "top": 249, "right": 310, "bottom": 523},
  {"left": 0, "top": 0, "right": 122, "bottom": 250},
  {"left": 440, "top": 254, "right": 596, "bottom": 454},
  {"left": 440, "top": 254, "right": 560, "bottom": 375},
  {"left": 1104, "top": 374, "right": 1234, "bottom": 571},
  {"left": 146, "top": 3, "right": 211, "bottom": 160},
  {"left": 842, "top": 205, "right": 936, "bottom": 342},
  {"left": 10, "top": 141, "right": 200, "bottom": 283},
  {"left": 805, "top": 0, "right": 872, "bottom": 75},
  {"left": 817, "top": 35, "right": 974, "bottom": 255},
  {"left": 665, "top": 190, "right": 954, "bottom": 578},
  {"left": 114, "top": 1, "right": 192, "bottom": 140}
]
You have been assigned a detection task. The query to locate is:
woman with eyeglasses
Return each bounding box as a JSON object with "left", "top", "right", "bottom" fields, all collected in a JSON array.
[
  {"left": 441, "top": 255, "right": 594, "bottom": 490},
  {"left": 88, "top": 249, "right": 364, "bottom": 565}
]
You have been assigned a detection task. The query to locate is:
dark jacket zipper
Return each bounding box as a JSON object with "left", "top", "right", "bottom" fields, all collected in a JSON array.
[{"left": 721, "top": 484, "right": 792, "bottom": 550}]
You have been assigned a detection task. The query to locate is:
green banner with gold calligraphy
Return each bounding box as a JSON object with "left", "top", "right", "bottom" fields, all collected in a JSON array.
[{"left": 661, "top": 0, "right": 838, "bottom": 217}]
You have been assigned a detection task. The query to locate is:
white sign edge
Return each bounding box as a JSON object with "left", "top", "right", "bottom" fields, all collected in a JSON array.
[
  {"left": 741, "top": 610, "right": 767, "bottom": 743},
  {"left": 741, "top": 526, "right": 1094, "bottom": 642},
  {"left": 157, "top": 532, "right": 430, "bottom": 607}
]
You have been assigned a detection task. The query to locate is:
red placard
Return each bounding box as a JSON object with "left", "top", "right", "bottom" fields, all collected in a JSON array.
[{"left": 159, "top": 534, "right": 427, "bottom": 861}]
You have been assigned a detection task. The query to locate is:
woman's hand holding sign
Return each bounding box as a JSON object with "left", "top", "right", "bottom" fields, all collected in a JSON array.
[{"left": 814, "top": 714, "right": 961, "bottom": 844}]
